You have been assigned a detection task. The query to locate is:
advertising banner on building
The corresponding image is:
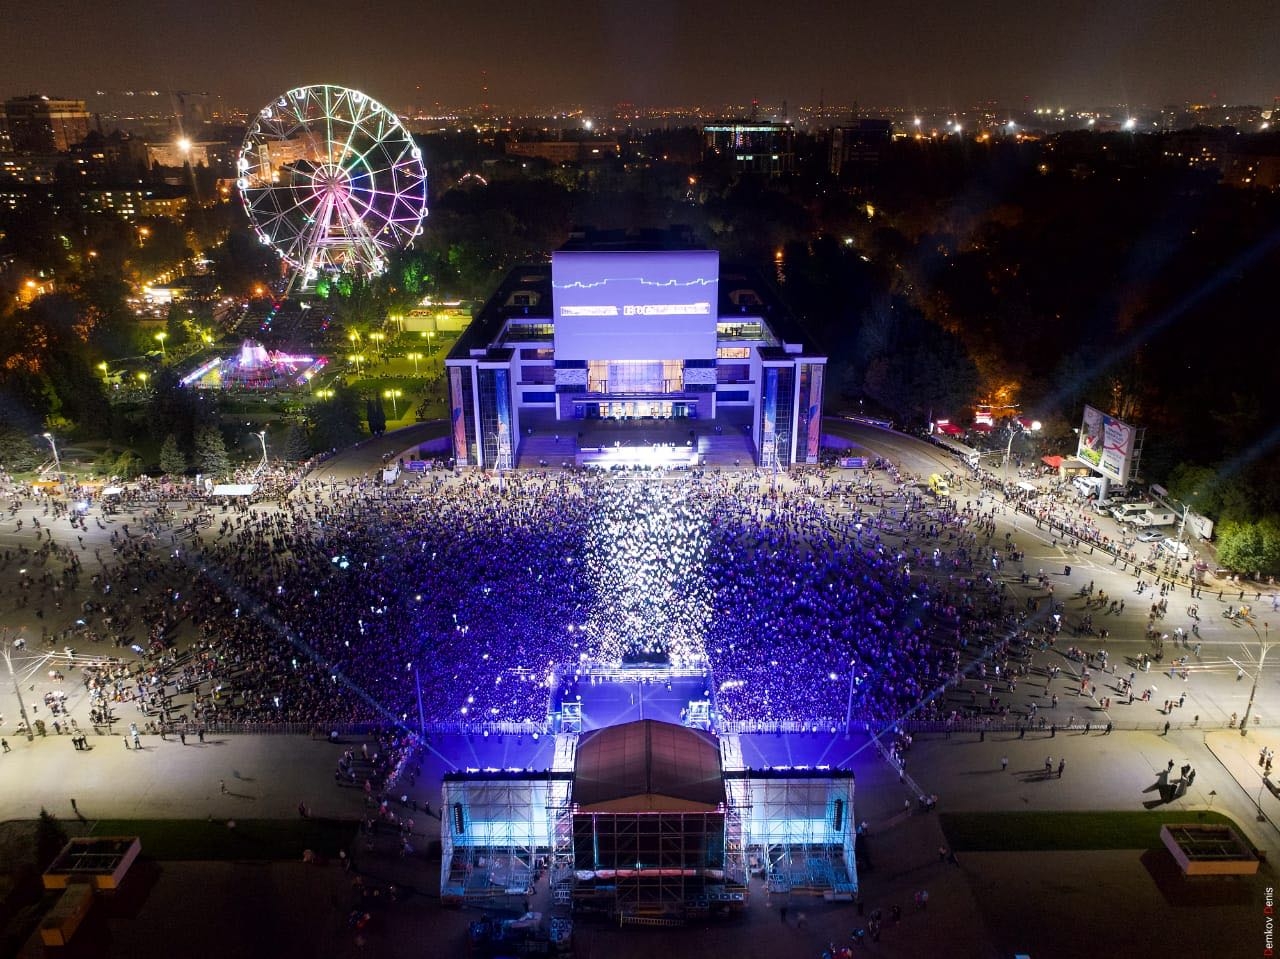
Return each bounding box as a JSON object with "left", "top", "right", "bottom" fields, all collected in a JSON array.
[
  {"left": 450, "top": 367, "right": 467, "bottom": 464},
  {"left": 1077, "top": 405, "right": 1136, "bottom": 485}
]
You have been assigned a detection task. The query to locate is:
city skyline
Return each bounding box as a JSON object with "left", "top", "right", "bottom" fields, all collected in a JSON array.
[{"left": 2, "top": 0, "right": 1278, "bottom": 114}]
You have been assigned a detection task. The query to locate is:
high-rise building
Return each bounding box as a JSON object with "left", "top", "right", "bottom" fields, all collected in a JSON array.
[
  {"left": 703, "top": 121, "right": 795, "bottom": 177},
  {"left": 2, "top": 96, "right": 92, "bottom": 153}
]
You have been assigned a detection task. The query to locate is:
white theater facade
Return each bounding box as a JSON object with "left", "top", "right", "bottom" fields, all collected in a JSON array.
[{"left": 445, "top": 230, "right": 827, "bottom": 468}]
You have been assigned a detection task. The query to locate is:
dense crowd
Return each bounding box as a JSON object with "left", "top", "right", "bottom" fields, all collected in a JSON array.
[{"left": 5, "top": 461, "right": 1055, "bottom": 732}]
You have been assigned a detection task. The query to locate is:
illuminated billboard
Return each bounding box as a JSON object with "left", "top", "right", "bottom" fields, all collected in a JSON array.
[
  {"left": 1077, "top": 405, "right": 1136, "bottom": 484},
  {"left": 551, "top": 250, "right": 719, "bottom": 362}
]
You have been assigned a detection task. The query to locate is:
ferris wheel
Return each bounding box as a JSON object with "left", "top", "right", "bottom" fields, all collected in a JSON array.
[{"left": 237, "top": 85, "right": 428, "bottom": 289}]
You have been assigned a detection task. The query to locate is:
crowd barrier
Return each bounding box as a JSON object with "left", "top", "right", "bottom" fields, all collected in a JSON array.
[{"left": 164, "top": 719, "right": 554, "bottom": 737}]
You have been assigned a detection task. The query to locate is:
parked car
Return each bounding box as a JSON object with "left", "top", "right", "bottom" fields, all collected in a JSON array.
[{"left": 1137, "top": 530, "right": 1164, "bottom": 542}]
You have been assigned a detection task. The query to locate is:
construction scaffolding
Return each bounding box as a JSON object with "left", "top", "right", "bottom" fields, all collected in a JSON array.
[
  {"left": 724, "top": 770, "right": 857, "bottom": 896},
  {"left": 440, "top": 772, "right": 568, "bottom": 906},
  {"left": 570, "top": 810, "right": 743, "bottom": 919}
]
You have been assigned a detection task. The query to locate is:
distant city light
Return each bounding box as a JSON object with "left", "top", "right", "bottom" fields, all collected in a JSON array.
[{"left": 1123, "top": 117, "right": 1137, "bottom": 131}]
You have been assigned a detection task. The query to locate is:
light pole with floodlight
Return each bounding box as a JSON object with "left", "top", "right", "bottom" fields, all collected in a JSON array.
[
  {"left": 1241, "top": 620, "right": 1273, "bottom": 737},
  {"left": 383, "top": 389, "right": 402, "bottom": 419},
  {"left": 1003, "top": 419, "right": 1041, "bottom": 476},
  {"left": 41, "top": 432, "right": 64, "bottom": 491},
  {"left": 252, "top": 430, "right": 268, "bottom": 476}
]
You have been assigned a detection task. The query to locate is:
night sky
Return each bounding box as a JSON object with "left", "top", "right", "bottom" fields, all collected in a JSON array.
[{"left": 3, "top": 0, "right": 1278, "bottom": 111}]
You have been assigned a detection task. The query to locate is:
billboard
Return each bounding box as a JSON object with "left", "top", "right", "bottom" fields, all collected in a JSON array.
[
  {"left": 1077, "top": 405, "right": 1136, "bottom": 484},
  {"left": 551, "top": 250, "right": 719, "bottom": 362}
]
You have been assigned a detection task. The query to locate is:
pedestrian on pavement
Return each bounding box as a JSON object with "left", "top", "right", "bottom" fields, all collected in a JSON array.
[
  {"left": 1001, "top": 756, "right": 1009, "bottom": 771},
  {"left": 180, "top": 731, "right": 186, "bottom": 745},
  {"left": 219, "top": 779, "right": 226, "bottom": 794},
  {"left": 1057, "top": 758, "right": 1065, "bottom": 778},
  {"left": 1, "top": 738, "right": 8, "bottom": 753},
  {"left": 1045, "top": 756, "right": 1053, "bottom": 773},
  {"left": 1163, "top": 721, "right": 1170, "bottom": 736}
]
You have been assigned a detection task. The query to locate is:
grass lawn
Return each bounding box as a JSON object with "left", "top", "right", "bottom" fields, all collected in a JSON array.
[
  {"left": 87, "top": 818, "right": 358, "bottom": 861},
  {"left": 939, "top": 809, "right": 1241, "bottom": 852}
]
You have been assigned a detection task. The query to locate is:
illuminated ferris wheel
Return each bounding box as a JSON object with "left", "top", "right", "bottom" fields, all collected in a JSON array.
[{"left": 237, "top": 85, "right": 428, "bottom": 289}]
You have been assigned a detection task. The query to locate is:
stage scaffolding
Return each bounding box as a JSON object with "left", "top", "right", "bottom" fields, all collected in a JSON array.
[
  {"left": 441, "top": 772, "right": 568, "bottom": 905},
  {"left": 724, "top": 770, "right": 857, "bottom": 896}
]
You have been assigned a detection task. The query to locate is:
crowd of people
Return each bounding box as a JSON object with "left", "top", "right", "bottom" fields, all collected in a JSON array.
[
  {"left": 27, "top": 462, "right": 1050, "bottom": 733},
  {"left": 5, "top": 453, "right": 1215, "bottom": 738}
]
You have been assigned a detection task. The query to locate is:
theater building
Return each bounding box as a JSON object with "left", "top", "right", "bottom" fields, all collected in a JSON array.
[{"left": 445, "top": 229, "right": 826, "bottom": 469}]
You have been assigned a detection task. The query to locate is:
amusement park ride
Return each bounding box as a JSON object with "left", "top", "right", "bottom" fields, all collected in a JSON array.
[{"left": 237, "top": 85, "right": 429, "bottom": 292}]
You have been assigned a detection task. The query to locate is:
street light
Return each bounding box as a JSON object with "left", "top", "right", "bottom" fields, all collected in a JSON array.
[
  {"left": 137, "top": 371, "right": 150, "bottom": 389},
  {"left": 317, "top": 388, "right": 335, "bottom": 400},
  {"left": 41, "top": 432, "right": 64, "bottom": 491},
  {"left": 383, "top": 388, "right": 402, "bottom": 419},
  {"left": 1003, "top": 419, "right": 1041, "bottom": 474},
  {"left": 2, "top": 645, "right": 37, "bottom": 742},
  {"left": 427, "top": 330, "right": 436, "bottom": 355},
  {"left": 407, "top": 351, "right": 423, "bottom": 376},
  {"left": 252, "top": 430, "right": 268, "bottom": 474},
  {"left": 349, "top": 354, "right": 364, "bottom": 376},
  {"left": 370, "top": 331, "right": 385, "bottom": 357},
  {"left": 155, "top": 331, "right": 167, "bottom": 356},
  {"left": 97, "top": 361, "right": 110, "bottom": 382},
  {"left": 1241, "top": 620, "right": 1273, "bottom": 738}
]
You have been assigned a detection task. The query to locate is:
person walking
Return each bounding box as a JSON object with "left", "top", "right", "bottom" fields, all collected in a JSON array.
[
  {"left": 1001, "top": 755, "right": 1008, "bottom": 771},
  {"left": 219, "top": 779, "right": 226, "bottom": 795},
  {"left": 1045, "top": 756, "right": 1053, "bottom": 773},
  {"left": 1, "top": 738, "right": 8, "bottom": 753},
  {"left": 1057, "top": 758, "right": 1065, "bottom": 778}
]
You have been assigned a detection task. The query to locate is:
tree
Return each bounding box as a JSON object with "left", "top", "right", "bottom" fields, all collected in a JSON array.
[
  {"left": 1214, "top": 519, "right": 1278, "bottom": 576},
  {"left": 283, "top": 423, "right": 311, "bottom": 462},
  {"left": 112, "top": 450, "right": 143, "bottom": 480},
  {"left": 366, "top": 396, "right": 387, "bottom": 437},
  {"left": 0, "top": 426, "right": 44, "bottom": 470},
  {"left": 193, "top": 425, "right": 230, "bottom": 479},
  {"left": 35, "top": 808, "right": 68, "bottom": 870},
  {"left": 158, "top": 433, "right": 187, "bottom": 476},
  {"left": 310, "top": 384, "right": 363, "bottom": 452}
]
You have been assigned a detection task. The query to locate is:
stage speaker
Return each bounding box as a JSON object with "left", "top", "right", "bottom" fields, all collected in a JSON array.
[
  {"left": 453, "top": 802, "right": 465, "bottom": 834},
  {"left": 833, "top": 798, "right": 844, "bottom": 832}
]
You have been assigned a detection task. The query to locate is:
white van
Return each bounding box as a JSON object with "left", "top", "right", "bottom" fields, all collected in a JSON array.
[
  {"left": 1133, "top": 510, "right": 1176, "bottom": 528},
  {"left": 1110, "top": 502, "right": 1155, "bottom": 524},
  {"left": 1073, "top": 476, "right": 1105, "bottom": 499}
]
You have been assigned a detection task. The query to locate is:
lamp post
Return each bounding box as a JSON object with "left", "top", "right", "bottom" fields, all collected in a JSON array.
[
  {"left": 97, "top": 361, "right": 110, "bottom": 383},
  {"left": 2, "top": 645, "right": 37, "bottom": 742},
  {"left": 252, "top": 430, "right": 268, "bottom": 475},
  {"left": 155, "top": 331, "right": 167, "bottom": 357},
  {"left": 383, "top": 389, "right": 402, "bottom": 419},
  {"left": 1241, "top": 620, "right": 1272, "bottom": 738},
  {"left": 349, "top": 354, "right": 364, "bottom": 377},
  {"left": 370, "top": 331, "right": 385, "bottom": 356},
  {"left": 1003, "top": 419, "right": 1041, "bottom": 476},
  {"left": 427, "top": 330, "right": 436, "bottom": 355},
  {"left": 407, "top": 352, "right": 423, "bottom": 376},
  {"left": 41, "top": 432, "right": 64, "bottom": 491}
]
